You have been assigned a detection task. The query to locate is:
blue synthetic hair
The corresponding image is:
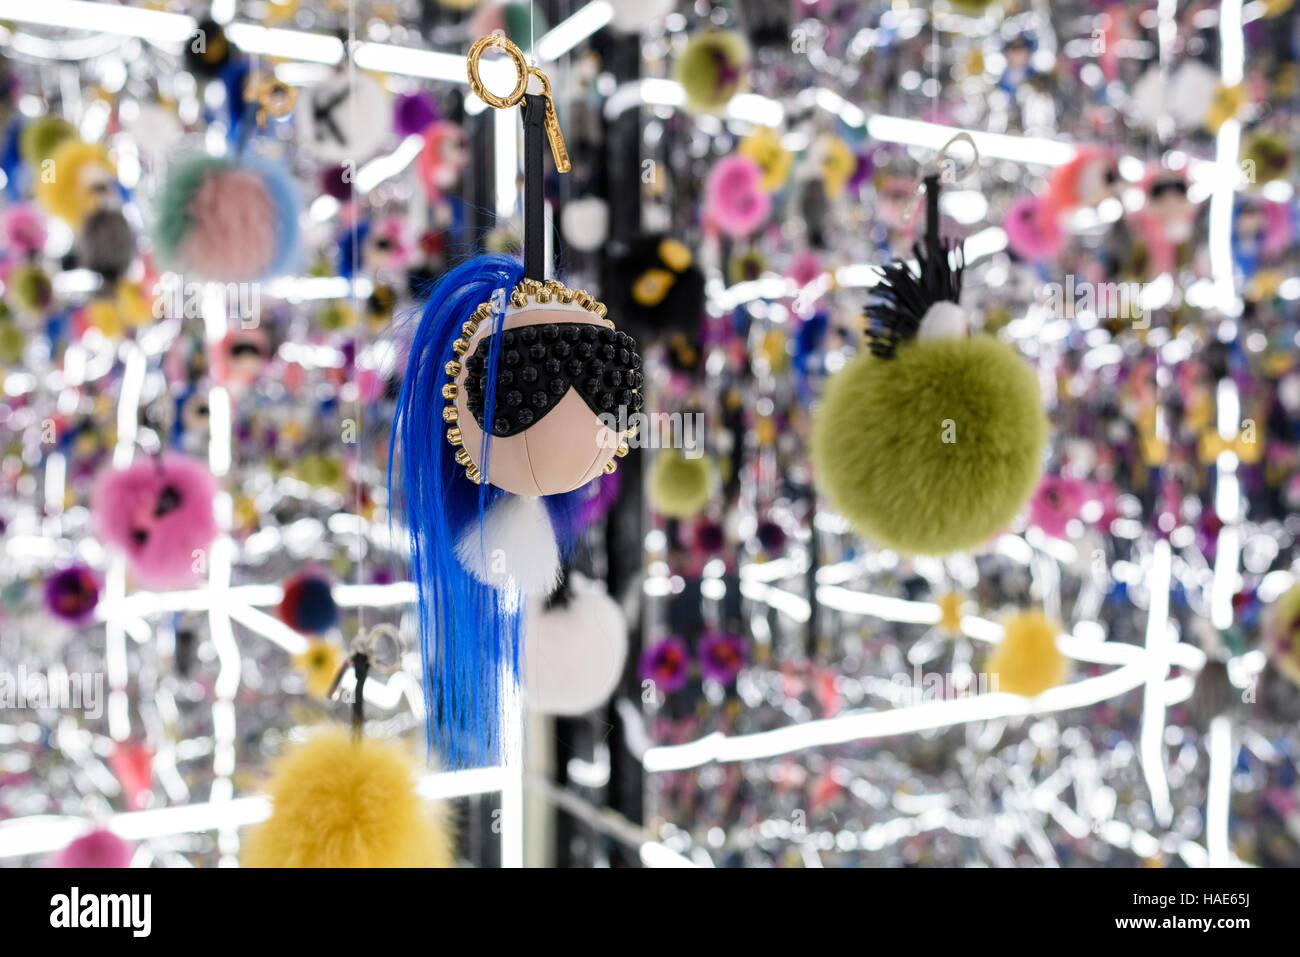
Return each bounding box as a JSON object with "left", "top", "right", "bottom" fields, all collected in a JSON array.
[{"left": 390, "top": 253, "right": 526, "bottom": 769}]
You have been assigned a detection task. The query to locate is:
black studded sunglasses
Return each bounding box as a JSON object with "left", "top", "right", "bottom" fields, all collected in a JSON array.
[{"left": 463, "top": 322, "right": 644, "bottom": 437}]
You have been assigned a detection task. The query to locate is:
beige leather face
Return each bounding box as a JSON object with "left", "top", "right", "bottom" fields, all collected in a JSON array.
[{"left": 454, "top": 302, "right": 621, "bottom": 496}]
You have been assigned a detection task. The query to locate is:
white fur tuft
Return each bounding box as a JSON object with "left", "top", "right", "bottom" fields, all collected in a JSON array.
[
  {"left": 524, "top": 572, "right": 628, "bottom": 715},
  {"left": 455, "top": 495, "right": 561, "bottom": 596},
  {"left": 917, "top": 300, "right": 968, "bottom": 341}
]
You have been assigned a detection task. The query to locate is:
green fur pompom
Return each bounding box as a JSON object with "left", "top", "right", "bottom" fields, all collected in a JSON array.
[
  {"left": 674, "top": 30, "right": 750, "bottom": 114},
  {"left": 812, "top": 335, "right": 1047, "bottom": 555},
  {"left": 948, "top": 0, "right": 1002, "bottom": 15},
  {"left": 20, "top": 116, "right": 76, "bottom": 169},
  {"left": 648, "top": 451, "right": 715, "bottom": 518}
]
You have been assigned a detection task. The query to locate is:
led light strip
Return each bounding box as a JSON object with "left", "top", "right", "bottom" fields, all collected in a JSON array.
[
  {"left": 641, "top": 662, "right": 1154, "bottom": 772},
  {"left": 0, "top": 0, "right": 193, "bottom": 45},
  {"left": 0, "top": 1, "right": 611, "bottom": 75}
]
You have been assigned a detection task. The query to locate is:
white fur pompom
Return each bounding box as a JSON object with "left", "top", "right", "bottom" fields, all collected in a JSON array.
[
  {"left": 917, "top": 300, "right": 967, "bottom": 341},
  {"left": 455, "top": 494, "right": 561, "bottom": 596},
  {"left": 524, "top": 572, "right": 628, "bottom": 715},
  {"left": 560, "top": 197, "right": 609, "bottom": 253},
  {"left": 1131, "top": 61, "right": 1219, "bottom": 133}
]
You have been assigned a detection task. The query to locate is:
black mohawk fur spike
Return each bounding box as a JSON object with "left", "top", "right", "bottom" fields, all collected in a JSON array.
[{"left": 865, "top": 174, "right": 965, "bottom": 359}]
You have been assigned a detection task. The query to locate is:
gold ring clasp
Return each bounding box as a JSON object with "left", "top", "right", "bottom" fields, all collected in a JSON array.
[{"left": 466, "top": 33, "right": 529, "bottom": 109}]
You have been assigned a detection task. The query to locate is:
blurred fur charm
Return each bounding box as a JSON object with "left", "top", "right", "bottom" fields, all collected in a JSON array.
[
  {"left": 987, "top": 610, "right": 1067, "bottom": 698},
  {"left": 44, "top": 564, "right": 101, "bottom": 625},
  {"left": 35, "top": 139, "right": 117, "bottom": 229},
  {"left": 277, "top": 570, "right": 339, "bottom": 635},
  {"left": 53, "top": 828, "right": 133, "bottom": 869},
  {"left": 78, "top": 208, "right": 138, "bottom": 281},
  {"left": 2, "top": 203, "right": 47, "bottom": 255},
  {"left": 91, "top": 454, "right": 218, "bottom": 588},
  {"left": 1003, "top": 195, "right": 1065, "bottom": 263},
  {"left": 649, "top": 451, "right": 715, "bottom": 518},
  {"left": 674, "top": 30, "right": 750, "bottom": 114},
  {"left": 706, "top": 154, "right": 771, "bottom": 237},
  {"left": 242, "top": 728, "right": 453, "bottom": 868},
  {"left": 293, "top": 640, "right": 344, "bottom": 699},
  {"left": 602, "top": 234, "right": 705, "bottom": 342},
  {"left": 1267, "top": 584, "right": 1300, "bottom": 687},
  {"left": 153, "top": 155, "right": 299, "bottom": 281}
]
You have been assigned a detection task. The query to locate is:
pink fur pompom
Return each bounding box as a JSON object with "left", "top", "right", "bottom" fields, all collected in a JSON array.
[
  {"left": 1255, "top": 198, "right": 1291, "bottom": 259},
  {"left": 787, "top": 248, "right": 824, "bottom": 288},
  {"left": 706, "top": 154, "right": 771, "bottom": 238},
  {"left": 54, "top": 828, "right": 134, "bottom": 868},
  {"left": 92, "top": 454, "right": 218, "bottom": 588},
  {"left": 1003, "top": 195, "right": 1065, "bottom": 262},
  {"left": 3, "top": 203, "right": 48, "bottom": 256},
  {"left": 1029, "top": 473, "right": 1089, "bottom": 539},
  {"left": 179, "top": 168, "right": 278, "bottom": 281}
]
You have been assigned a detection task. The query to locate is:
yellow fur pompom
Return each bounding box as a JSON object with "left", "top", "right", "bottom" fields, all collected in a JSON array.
[
  {"left": 35, "top": 139, "right": 117, "bottom": 229},
  {"left": 987, "top": 610, "right": 1067, "bottom": 697},
  {"left": 293, "top": 640, "right": 343, "bottom": 699},
  {"left": 242, "top": 728, "right": 453, "bottom": 868}
]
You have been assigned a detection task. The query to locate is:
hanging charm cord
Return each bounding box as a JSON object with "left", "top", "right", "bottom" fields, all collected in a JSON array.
[
  {"left": 349, "top": 650, "right": 369, "bottom": 741},
  {"left": 326, "top": 624, "right": 404, "bottom": 742}
]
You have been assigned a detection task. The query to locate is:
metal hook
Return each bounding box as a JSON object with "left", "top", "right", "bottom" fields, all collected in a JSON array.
[{"left": 900, "top": 131, "right": 981, "bottom": 227}]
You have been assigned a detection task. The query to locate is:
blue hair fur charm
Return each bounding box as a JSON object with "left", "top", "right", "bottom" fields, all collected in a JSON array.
[
  {"left": 391, "top": 256, "right": 642, "bottom": 767},
  {"left": 392, "top": 34, "right": 644, "bottom": 768}
]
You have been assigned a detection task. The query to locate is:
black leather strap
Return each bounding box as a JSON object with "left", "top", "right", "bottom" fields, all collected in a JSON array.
[{"left": 522, "top": 93, "right": 547, "bottom": 281}]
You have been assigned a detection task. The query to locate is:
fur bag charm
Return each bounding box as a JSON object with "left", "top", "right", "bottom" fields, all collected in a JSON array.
[
  {"left": 812, "top": 139, "right": 1047, "bottom": 556},
  {"left": 390, "top": 36, "right": 642, "bottom": 768},
  {"left": 243, "top": 627, "right": 453, "bottom": 868}
]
